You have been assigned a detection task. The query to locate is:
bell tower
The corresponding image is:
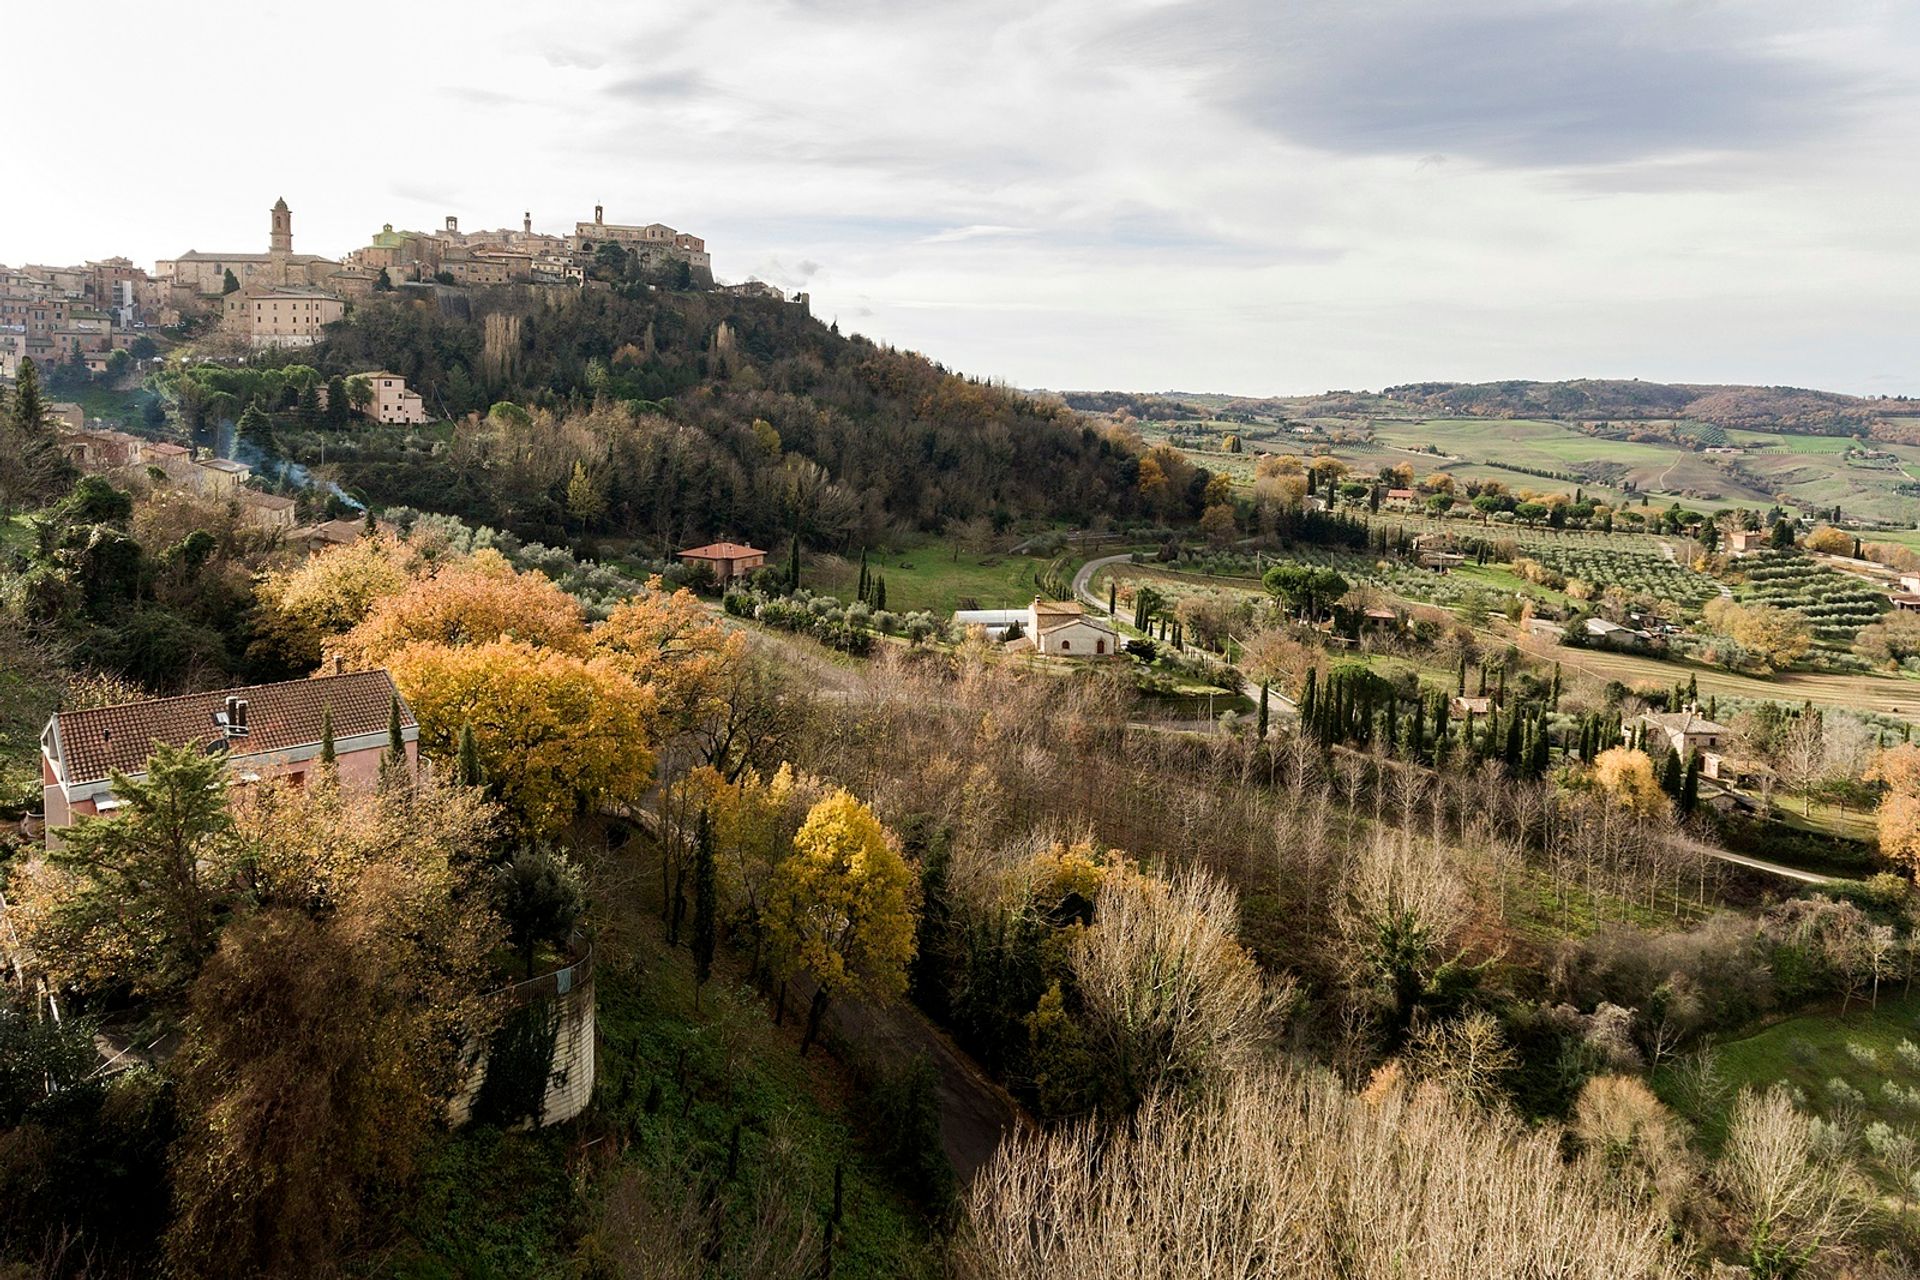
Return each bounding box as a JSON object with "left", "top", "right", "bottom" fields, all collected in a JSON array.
[{"left": 269, "top": 197, "right": 292, "bottom": 255}]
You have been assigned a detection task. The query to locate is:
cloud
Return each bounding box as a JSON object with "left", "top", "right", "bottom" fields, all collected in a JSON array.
[
  {"left": 603, "top": 69, "right": 715, "bottom": 102},
  {"left": 1109, "top": 1, "right": 1877, "bottom": 169}
]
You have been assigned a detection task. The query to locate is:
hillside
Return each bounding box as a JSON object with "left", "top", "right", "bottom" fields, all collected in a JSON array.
[
  {"left": 1058, "top": 378, "right": 1917, "bottom": 438},
  {"left": 282, "top": 284, "right": 1142, "bottom": 553}
]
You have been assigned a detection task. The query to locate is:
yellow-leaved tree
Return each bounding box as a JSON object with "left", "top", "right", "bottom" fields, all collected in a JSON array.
[
  {"left": 766, "top": 789, "right": 918, "bottom": 1054},
  {"left": 249, "top": 534, "right": 417, "bottom": 672},
  {"left": 337, "top": 548, "right": 587, "bottom": 667},
  {"left": 1591, "top": 746, "right": 1669, "bottom": 817},
  {"left": 1867, "top": 743, "right": 1920, "bottom": 873},
  {"left": 592, "top": 580, "right": 746, "bottom": 734},
  {"left": 389, "top": 639, "right": 655, "bottom": 838}
]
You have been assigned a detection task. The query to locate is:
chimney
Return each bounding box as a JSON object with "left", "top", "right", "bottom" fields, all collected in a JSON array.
[{"left": 594, "top": 204, "right": 604, "bottom": 225}]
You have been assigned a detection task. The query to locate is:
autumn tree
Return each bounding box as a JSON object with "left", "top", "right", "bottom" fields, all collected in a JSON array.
[
  {"left": 10, "top": 742, "right": 243, "bottom": 998},
  {"left": 337, "top": 548, "right": 587, "bottom": 667},
  {"left": 592, "top": 579, "right": 746, "bottom": 734},
  {"left": 1591, "top": 746, "right": 1669, "bottom": 817},
  {"left": 1702, "top": 598, "right": 1811, "bottom": 672},
  {"left": 1868, "top": 743, "right": 1920, "bottom": 873},
  {"left": 250, "top": 533, "right": 416, "bottom": 672},
  {"left": 765, "top": 790, "right": 918, "bottom": 1054},
  {"left": 389, "top": 639, "right": 656, "bottom": 837},
  {"left": 1337, "top": 831, "right": 1471, "bottom": 1039}
]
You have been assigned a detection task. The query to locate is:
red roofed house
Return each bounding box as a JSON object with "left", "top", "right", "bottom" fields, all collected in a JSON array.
[
  {"left": 679, "top": 540, "right": 767, "bottom": 586},
  {"left": 1385, "top": 488, "right": 1417, "bottom": 508},
  {"left": 39, "top": 670, "right": 417, "bottom": 843}
]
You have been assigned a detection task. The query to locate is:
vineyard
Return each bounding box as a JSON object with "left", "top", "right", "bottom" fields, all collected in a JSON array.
[{"left": 1736, "top": 551, "right": 1892, "bottom": 642}]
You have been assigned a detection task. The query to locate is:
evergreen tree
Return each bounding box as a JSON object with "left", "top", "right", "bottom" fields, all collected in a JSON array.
[
  {"left": 874, "top": 576, "right": 886, "bottom": 611},
  {"left": 692, "top": 808, "right": 717, "bottom": 1008},
  {"left": 222, "top": 268, "right": 240, "bottom": 294},
  {"left": 1681, "top": 753, "right": 1701, "bottom": 815},
  {"left": 1456, "top": 653, "right": 1467, "bottom": 696},
  {"left": 1503, "top": 713, "right": 1522, "bottom": 769},
  {"left": 1299, "top": 668, "right": 1318, "bottom": 728},
  {"left": 1550, "top": 663, "right": 1562, "bottom": 710},
  {"left": 787, "top": 534, "right": 801, "bottom": 591},
  {"left": 857, "top": 550, "right": 869, "bottom": 602},
  {"left": 317, "top": 709, "right": 336, "bottom": 767},
  {"left": 10, "top": 357, "right": 47, "bottom": 435},
  {"left": 1108, "top": 580, "right": 1117, "bottom": 617},
  {"left": 1257, "top": 682, "right": 1270, "bottom": 740},
  {"left": 458, "top": 722, "right": 482, "bottom": 787},
  {"left": 1661, "top": 748, "right": 1683, "bottom": 797}
]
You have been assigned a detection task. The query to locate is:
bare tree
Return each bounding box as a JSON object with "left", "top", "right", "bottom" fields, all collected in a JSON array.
[{"left": 1716, "top": 1086, "right": 1869, "bottom": 1279}]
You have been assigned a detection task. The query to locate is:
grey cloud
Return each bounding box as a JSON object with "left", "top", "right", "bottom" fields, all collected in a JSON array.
[
  {"left": 1106, "top": 2, "right": 1875, "bottom": 169},
  {"left": 604, "top": 69, "right": 715, "bottom": 102}
]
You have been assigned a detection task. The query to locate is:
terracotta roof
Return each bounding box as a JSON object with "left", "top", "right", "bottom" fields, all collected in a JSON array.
[
  {"left": 680, "top": 541, "right": 765, "bottom": 559},
  {"left": 49, "top": 670, "right": 412, "bottom": 787},
  {"left": 1386, "top": 488, "right": 1416, "bottom": 499},
  {"left": 240, "top": 491, "right": 297, "bottom": 510}
]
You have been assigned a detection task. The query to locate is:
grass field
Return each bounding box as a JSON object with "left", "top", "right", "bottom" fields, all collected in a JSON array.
[
  {"left": 806, "top": 536, "right": 1081, "bottom": 616},
  {"left": 1148, "top": 413, "right": 1920, "bottom": 524},
  {"left": 1663, "top": 993, "right": 1920, "bottom": 1154}
]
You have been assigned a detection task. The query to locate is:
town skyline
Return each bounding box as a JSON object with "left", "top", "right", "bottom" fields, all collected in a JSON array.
[{"left": 8, "top": 0, "right": 1920, "bottom": 398}]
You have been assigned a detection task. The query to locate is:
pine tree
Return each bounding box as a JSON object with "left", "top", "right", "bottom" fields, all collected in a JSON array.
[
  {"left": 317, "top": 709, "right": 336, "bottom": 767},
  {"left": 692, "top": 808, "right": 717, "bottom": 1009}
]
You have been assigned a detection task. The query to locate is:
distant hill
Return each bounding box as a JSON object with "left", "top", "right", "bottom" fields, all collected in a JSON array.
[{"left": 1055, "top": 378, "right": 1919, "bottom": 439}]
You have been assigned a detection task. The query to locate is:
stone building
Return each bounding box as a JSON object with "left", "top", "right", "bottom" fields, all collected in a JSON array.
[
  {"left": 223, "top": 285, "right": 345, "bottom": 348},
  {"left": 571, "top": 205, "right": 713, "bottom": 284},
  {"left": 155, "top": 197, "right": 340, "bottom": 298}
]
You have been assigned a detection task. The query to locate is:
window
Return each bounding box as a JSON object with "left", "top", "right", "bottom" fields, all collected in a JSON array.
[
  {"left": 1096, "top": 639, "right": 1105, "bottom": 654},
  {"left": 1059, "top": 640, "right": 1070, "bottom": 651}
]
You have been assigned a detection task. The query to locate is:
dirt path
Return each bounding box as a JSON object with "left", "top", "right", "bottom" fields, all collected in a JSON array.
[{"left": 822, "top": 994, "right": 1029, "bottom": 1181}]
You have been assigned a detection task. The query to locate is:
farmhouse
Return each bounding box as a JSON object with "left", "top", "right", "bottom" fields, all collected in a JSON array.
[
  {"left": 1632, "top": 706, "right": 1730, "bottom": 757},
  {"left": 39, "top": 670, "right": 417, "bottom": 843},
  {"left": 955, "top": 597, "right": 1118, "bottom": 657},
  {"left": 1584, "top": 617, "right": 1652, "bottom": 650},
  {"left": 678, "top": 540, "right": 767, "bottom": 586},
  {"left": 1025, "top": 599, "right": 1117, "bottom": 656},
  {"left": 1727, "top": 529, "right": 1769, "bottom": 556},
  {"left": 1448, "top": 695, "right": 1494, "bottom": 719}
]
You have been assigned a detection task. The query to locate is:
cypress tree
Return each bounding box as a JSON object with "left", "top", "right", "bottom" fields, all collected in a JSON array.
[
  {"left": 1504, "top": 713, "right": 1522, "bottom": 769},
  {"left": 10, "top": 357, "right": 47, "bottom": 434},
  {"left": 857, "top": 550, "right": 869, "bottom": 602},
  {"left": 787, "top": 534, "right": 801, "bottom": 591},
  {"left": 318, "top": 709, "right": 336, "bottom": 767},
  {"left": 1257, "top": 682, "right": 1270, "bottom": 740},
  {"left": 1108, "top": 580, "right": 1117, "bottom": 617},
  {"left": 1661, "top": 748, "right": 1683, "bottom": 797},
  {"left": 874, "top": 575, "right": 885, "bottom": 611},
  {"left": 1532, "top": 715, "right": 1550, "bottom": 776},
  {"left": 1681, "top": 754, "right": 1701, "bottom": 815},
  {"left": 458, "top": 722, "right": 482, "bottom": 787},
  {"left": 1299, "top": 668, "right": 1318, "bottom": 728},
  {"left": 692, "top": 808, "right": 717, "bottom": 1009},
  {"left": 1456, "top": 653, "right": 1467, "bottom": 696},
  {"left": 387, "top": 694, "right": 405, "bottom": 760},
  {"left": 1550, "top": 662, "right": 1562, "bottom": 710}
]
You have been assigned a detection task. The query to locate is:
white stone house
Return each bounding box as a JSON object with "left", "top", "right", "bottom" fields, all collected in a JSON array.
[{"left": 954, "top": 597, "right": 1119, "bottom": 657}]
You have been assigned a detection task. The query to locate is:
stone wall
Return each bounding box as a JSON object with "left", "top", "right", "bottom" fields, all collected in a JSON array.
[{"left": 448, "top": 944, "right": 595, "bottom": 1128}]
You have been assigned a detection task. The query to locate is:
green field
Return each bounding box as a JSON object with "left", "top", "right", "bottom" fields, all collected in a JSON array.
[
  {"left": 1148, "top": 413, "right": 1920, "bottom": 524},
  {"left": 1664, "top": 993, "right": 1920, "bottom": 1158},
  {"left": 811, "top": 536, "right": 1083, "bottom": 615}
]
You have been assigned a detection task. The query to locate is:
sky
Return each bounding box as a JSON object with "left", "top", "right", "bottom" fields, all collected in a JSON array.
[{"left": 7, "top": 0, "right": 1919, "bottom": 397}]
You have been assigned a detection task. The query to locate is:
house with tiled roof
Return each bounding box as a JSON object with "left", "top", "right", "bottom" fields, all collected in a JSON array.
[
  {"left": 679, "top": 540, "right": 767, "bottom": 586},
  {"left": 39, "top": 670, "right": 416, "bottom": 842}
]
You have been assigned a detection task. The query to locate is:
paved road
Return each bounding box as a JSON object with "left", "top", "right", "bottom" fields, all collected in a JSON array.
[
  {"left": 1677, "top": 833, "right": 1841, "bottom": 885},
  {"left": 1072, "top": 553, "right": 1294, "bottom": 728}
]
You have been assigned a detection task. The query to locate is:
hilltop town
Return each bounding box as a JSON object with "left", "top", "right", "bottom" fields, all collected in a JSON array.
[{"left": 2, "top": 196, "right": 800, "bottom": 370}]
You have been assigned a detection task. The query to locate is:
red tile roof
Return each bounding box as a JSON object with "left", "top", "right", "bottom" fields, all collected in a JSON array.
[
  {"left": 680, "top": 541, "right": 766, "bottom": 559},
  {"left": 49, "top": 670, "right": 412, "bottom": 787}
]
